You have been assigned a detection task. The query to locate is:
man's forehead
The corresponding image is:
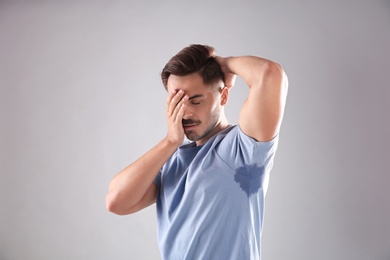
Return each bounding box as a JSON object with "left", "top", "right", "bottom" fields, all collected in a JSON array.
[
  {"left": 169, "top": 88, "right": 206, "bottom": 100},
  {"left": 167, "top": 80, "right": 209, "bottom": 95},
  {"left": 166, "top": 73, "right": 222, "bottom": 96}
]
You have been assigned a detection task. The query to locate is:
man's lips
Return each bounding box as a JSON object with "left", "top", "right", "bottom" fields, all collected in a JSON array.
[
  {"left": 182, "top": 119, "right": 200, "bottom": 130},
  {"left": 183, "top": 123, "right": 198, "bottom": 129}
]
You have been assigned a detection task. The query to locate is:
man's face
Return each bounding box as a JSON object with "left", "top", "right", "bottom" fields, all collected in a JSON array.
[{"left": 167, "top": 73, "right": 225, "bottom": 145}]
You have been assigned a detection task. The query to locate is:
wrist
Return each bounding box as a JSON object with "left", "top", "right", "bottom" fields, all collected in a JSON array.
[{"left": 162, "top": 136, "right": 182, "bottom": 150}]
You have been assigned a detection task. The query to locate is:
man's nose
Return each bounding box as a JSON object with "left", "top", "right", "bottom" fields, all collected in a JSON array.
[{"left": 182, "top": 107, "right": 193, "bottom": 120}]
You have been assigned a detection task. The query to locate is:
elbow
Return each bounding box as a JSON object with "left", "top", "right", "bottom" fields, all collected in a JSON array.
[
  {"left": 264, "top": 60, "right": 284, "bottom": 80},
  {"left": 250, "top": 60, "right": 285, "bottom": 88},
  {"left": 105, "top": 193, "right": 120, "bottom": 214},
  {"left": 105, "top": 192, "right": 133, "bottom": 216},
  {"left": 263, "top": 61, "right": 288, "bottom": 91}
]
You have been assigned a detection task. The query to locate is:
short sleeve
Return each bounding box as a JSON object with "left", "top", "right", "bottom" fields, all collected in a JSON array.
[
  {"left": 216, "top": 125, "right": 279, "bottom": 170},
  {"left": 154, "top": 170, "right": 162, "bottom": 187}
]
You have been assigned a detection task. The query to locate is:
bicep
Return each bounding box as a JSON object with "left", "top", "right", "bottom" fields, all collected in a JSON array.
[{"left": 239, "top": 63, "right": 288, "bottom": 142}]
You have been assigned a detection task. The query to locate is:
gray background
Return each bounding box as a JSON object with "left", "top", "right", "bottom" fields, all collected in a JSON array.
[{"left": 1, "top": 1, "right": 389, "bottom": 259}]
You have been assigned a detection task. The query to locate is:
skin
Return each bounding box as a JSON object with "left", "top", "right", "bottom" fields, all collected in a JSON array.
[
  {"left": 106, "top": 55, "right": 288, "bottom": 215},
  {"left": 167, "top": 73, "right": 229, "bottom": 146}
]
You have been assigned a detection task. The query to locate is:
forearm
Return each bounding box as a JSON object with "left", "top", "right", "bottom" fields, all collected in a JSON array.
[
  {"left": 222, "top": 56, "right": 283, "bottom": 89},
  {"left": 106, "top": 86, "right": 188, "bottom": 214},
  {"left": 106, "top": 137, "right": 178, "bottom": 214}
]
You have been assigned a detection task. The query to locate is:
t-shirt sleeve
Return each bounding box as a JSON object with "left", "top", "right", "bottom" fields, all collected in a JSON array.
[
  {"left": 154, "top": 170, "right": 162, "bottom": 187},
  {"left": 216, "top": 125, "right": 279, "bottom": 170}
]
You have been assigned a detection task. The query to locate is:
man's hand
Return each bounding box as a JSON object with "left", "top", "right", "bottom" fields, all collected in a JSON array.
[
  {"left": 106, "top": 90, "right": 189, "bottom": 215},
  {"left": 165, "top": 89, "right": 188, "bottom": 146},
  {"left": 215, "top": 56, "right": 237, "bottom": 89}
]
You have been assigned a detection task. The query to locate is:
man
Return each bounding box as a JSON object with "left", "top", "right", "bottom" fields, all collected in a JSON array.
[{"left": 106, "top": 44, "right": 288, "bottom": 259}]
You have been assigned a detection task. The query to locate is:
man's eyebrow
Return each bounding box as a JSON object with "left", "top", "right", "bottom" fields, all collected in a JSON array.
[{"left": 188, "top": 94, "right": 204, "bottom": 100}]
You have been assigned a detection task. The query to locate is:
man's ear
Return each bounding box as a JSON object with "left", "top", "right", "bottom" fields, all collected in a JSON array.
[{"left": 220, "top": 86, "right": 229, "bottom": 106}]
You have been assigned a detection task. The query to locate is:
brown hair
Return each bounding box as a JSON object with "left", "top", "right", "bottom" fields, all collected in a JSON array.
[{"left": 161, "top": 44, "right": 224, "bottom": 89}]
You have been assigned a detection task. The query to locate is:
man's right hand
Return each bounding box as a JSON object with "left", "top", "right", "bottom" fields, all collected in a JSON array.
[
  {"left": 165, "top": 89, "right": 188, "bottom": 146},
  {"left": 106, "top": 89, "right": 189, "bottom": 215}
]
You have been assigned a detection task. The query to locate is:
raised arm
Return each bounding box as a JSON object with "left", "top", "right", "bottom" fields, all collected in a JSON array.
[
  {"left": 105, "top": 90, "right": 188, "bottom": 215},
  {"left": 217, "top": 56, "right": 288, "bottom": 142}
]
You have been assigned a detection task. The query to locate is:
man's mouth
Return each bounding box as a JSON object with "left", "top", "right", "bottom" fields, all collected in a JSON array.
[
  {"left": 183, "top": 123, "right": 197, "bottom": 129},
  {"left": 182, "top": 120, "right": 200, "bottom": 130}
]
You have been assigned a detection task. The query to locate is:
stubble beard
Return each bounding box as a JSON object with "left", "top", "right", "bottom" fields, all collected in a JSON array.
[{"left": 185, "top": 106, "right": 221, "bottom": 142}]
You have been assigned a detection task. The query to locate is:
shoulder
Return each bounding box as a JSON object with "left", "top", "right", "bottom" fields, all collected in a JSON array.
[
  {"left": 216, "top": 125, "right": 279, "bottom": 166},
  {"left": 220, "top": 125, "right": 278, "bottom": 147}
]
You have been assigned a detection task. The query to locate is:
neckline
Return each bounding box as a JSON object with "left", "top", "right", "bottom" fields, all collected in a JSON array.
[{"left": 178, "top": 124, "right": 234, "bottom": 151}]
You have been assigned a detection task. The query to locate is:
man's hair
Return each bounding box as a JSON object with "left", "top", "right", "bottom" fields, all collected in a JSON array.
[{"left": 161, "top": 44, "right": 224, "bottom": 89}]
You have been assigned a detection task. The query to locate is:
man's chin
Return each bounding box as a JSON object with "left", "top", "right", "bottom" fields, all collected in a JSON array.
[{"left": 185, "top": 131, "right": 200, "bottom": 141}]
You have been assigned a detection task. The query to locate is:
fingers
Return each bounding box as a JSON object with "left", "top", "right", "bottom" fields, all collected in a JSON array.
[
  {"left": 224, "top": 73, "right": 237, "bottom": 89},
  {"left": 170, "top": 93, "right": 187, "bottom": 123},
  {"left": 166, "top": 89, "right": 186, "bottom": 117},
  {"left": 165, "top": 90, "right": 188, "bottom": 145},
  {"left": 166, "top": 90, "right": 180, "bottom": 115},
  {"left": 173, "top": 95, "right": 188, "bottom": 123}
]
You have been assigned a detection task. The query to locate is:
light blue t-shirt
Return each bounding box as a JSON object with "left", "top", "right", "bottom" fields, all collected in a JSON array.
[{"left": 154, "top": 125, "right": 279, "bottom": 260}]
